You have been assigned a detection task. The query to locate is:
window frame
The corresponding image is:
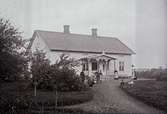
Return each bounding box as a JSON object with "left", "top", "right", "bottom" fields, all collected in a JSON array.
[
  {"left": 119, "top": 61, "right": 125, "bottom": 71},
  {"left": 92, "top": 62, "right": 98, "bottom": 71},
  {"left": 83, "top": 62, "right": 88, "bottom": 71},
  {"left": 107, "top": 61, "right": 110, "bottom": 70}
]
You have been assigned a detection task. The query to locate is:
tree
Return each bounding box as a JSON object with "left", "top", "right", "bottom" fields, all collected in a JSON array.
[
  {"left": 31, "top": 50, "right": 50, "bottom": 81},
  {"left": 0, "top": 18, "right": 28, "bottom": 81},
  {"left": 54, "top": 54, "right": 79, "bottom": 69},
  {"left": 30, "top": 50, "right": 52, "bottom": 90},
  {"left": 30, "top": 51, "right": 85, "bottom": 91}
]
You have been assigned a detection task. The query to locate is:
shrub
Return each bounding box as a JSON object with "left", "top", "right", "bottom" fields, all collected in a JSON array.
[
  {"left": 30, "top": 52, "right": 86, "bottom": 92},
  {"left": 0, "top": 18, "right": 28, "bottom": 82},
  {"left": 0, "top": 80, "right": 92, "bottom": 112},
  {"left": 50, "top": 66, "right": 86, "bottom": 92},
  {"left": 0, "top": 90, "right": 33, "bottom": 112},
  {"left": 86, "top": 76, "right": 96, "bottom": 87}
]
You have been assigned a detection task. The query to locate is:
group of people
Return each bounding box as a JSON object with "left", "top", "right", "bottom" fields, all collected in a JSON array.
[
  {"left": 80, "top": 70, "right": 102, "bottom": 84},
  {"left": 80, "top": 69, "right": 136, "bottom": 88}
]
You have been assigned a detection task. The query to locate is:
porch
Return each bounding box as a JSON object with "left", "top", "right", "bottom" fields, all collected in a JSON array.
[{"left": 80, "top": 54, "right": 117, "bottom": 78}]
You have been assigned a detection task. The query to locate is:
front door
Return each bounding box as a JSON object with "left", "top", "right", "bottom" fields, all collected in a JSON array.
[
  {"left": 99, "top": 62, "right": 106, "bottom": 76},
  {"left": 102, "top": 63, "right": 106, "bottom": 75}
]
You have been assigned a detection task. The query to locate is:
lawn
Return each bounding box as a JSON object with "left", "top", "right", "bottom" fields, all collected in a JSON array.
[
  {"left": 0, "top": 81, "right": 93, "bottom": 112},
  {"left": 121, "top": 80, "right": 167, "bottom": 112},
  {"left": 136, "top": 69, "right": 167, "bottom": 79}
]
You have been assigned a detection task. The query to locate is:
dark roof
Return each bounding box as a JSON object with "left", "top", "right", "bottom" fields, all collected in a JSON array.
[{"left": 32, "top": 30, "right": 135, "bottom": 55}]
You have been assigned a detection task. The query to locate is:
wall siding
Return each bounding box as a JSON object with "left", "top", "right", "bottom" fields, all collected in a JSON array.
[
  {"left": 31, "top": 37, "right": 132, "bottom": 77},
  {"left": 50, "top": 51, "right": 132, "bottom": 76}
]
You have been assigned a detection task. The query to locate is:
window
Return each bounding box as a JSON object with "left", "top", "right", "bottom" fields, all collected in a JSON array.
[
  {"left": 107, "top": 61, "right": 110, "bottom": 70},
  {"left": 83, "top": 62, "right": 88, "bottom": 71},
  {"left": 83, "top": 64, "right": 86, "bottom": 71},
  {"left": 119, "top": 61, "right": 124, "bottom": 71},
  {"left": 103, "top": 64, "right": 105, "bottom": 71},
  {"left": 92, "top": 62, "right": 97, "bottom": 71}
]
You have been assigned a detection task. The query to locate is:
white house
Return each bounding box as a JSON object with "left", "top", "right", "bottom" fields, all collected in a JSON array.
[{"left": 28, "top": 25, "right": 135, "bottom": 79}]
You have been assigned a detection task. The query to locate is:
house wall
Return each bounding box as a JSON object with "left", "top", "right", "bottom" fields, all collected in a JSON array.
[
  {"left": 50, "top": 51, "right": 132, "bottom": 77},
  {"left": 30, "top": 33, "right": 52, "bottom": 60},
  {"left": 30, "top": 36, "right": 132, "bottom": 77}
]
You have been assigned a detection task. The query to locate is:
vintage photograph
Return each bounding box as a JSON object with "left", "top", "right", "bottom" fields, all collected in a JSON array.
[{"left": 0, "top": 0, "right": 167, "bottom": 113}]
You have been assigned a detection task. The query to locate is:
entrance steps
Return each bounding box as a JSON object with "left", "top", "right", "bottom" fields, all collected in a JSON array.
[{"left": 101, "top": 75, "right": 114, "bottom": 81}]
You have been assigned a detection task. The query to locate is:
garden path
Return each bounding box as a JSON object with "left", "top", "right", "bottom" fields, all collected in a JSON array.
[{"left": 62, "top": 78, "right": 166, "bottom": 113}]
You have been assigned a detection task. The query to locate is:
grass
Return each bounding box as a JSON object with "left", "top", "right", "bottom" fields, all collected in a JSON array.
[
  {"left": 31, "top": 89, "right": 93, "bottom": 107},
  {"left": 0, "top": 108, "right": 91, "bottom": 114},
  {"left": 121, "top": 80, "right": 167, "bottom": 112},
  {"left": 136, "top": 68, "right": 167, "bottom": 79},
  {"left": 0, "top": 81, "right": 93, "bottom": 112}
]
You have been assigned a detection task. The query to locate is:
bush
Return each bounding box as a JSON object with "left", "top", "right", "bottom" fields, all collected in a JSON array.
[
  {"left": 56, "top": 68, "right": 86, "bottom": 91},
  {"left": 30, "top": 52, "right": 86, "bottom": 92},
  {"left": 0, "top": 18, "right": 28, "bottom": 82},
  {"left": 86, "top": 76, "right": 96, "bottom": 87},
  {"left": 35, "top": 66, "right": 86, "bottom": 92},
  {"left": 0, "top": 79, "right": 92, "bottom": 112},
  {"left": 30, "top": 90, "right": 93, "bottom": 108},
  {"left": 0, "top": 90, "right": 33, "bottom": 112},
  {"left": 43, "top": 66, "right": 86, "bottom": 92}
]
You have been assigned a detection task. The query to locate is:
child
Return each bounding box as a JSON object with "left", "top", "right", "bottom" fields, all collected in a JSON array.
[{"left": 80, "top": 71, "right": 85, "bottom": 83}]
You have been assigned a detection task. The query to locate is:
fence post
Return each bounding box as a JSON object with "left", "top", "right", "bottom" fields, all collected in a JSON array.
[
  {"left": 54, "top": 85, "right": 58, "bottom": 112},
  {"left": 34, "top": 81, "right": 37, "bottom": 96}
]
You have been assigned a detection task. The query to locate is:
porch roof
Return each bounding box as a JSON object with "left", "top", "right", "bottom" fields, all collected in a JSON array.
[{"left": 80, "top": 54, "right": 116, "bottom": 61}]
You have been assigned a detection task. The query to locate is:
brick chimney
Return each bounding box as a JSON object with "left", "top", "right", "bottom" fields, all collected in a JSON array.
[
  {"left": 64, "top": 25, "right": 70, "bottom": 33},
  {"left": 91, "top": 28, "right": 97, "bottom": 37}
]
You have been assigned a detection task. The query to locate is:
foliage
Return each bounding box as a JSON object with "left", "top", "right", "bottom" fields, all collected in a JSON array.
[
  {"left": 0, "top": 92, "right": 33, "bottom": 112},
  {"left": 0, "top": 81, "right": 33, "bottom": 112},
  {"left": 85, "top": 75, "right": 96, "bottom": 87},
  {"left": 55, "top": 53, "right": 79, "bottom": 69},
  {"left": 0, "top": 81, "right": 93, "bottom": 112},
  {"left": 52, "top": 67, "right": 86, "bottom": 91},
  {"left": 30, "top": 50, "right": 51, "bottom": 88},
  {"left": 30, "top": 51, "right": 86, "bottom": 92},
  {"left": 0, "top": 18, "right": 28, "bottom": 81}
]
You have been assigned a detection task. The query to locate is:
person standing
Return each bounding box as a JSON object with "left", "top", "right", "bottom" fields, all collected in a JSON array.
[
  {"left": 80, "top": 71, "right": 85, "bottom": 83},
  {"left": 114, "top": 70, "right": 119, "bottom": 80},
  {"left": 96, "top": 70, "right": 102, "bottom": 83},
  {"left": 96, "top": 72, "right": 100, "bottom": 83}
]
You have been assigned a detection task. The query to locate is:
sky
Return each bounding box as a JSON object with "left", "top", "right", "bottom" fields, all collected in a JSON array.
[{"left": 0, "top": 0, "right": 167, "bottom": 68}]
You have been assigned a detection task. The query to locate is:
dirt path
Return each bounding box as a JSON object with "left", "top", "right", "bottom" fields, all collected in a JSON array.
[{"left": 63, "top": 79, "right": 166, "bottom": 113}]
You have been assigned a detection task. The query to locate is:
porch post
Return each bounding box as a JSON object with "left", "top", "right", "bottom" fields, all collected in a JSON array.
[
  {"left": 88, "top": 59, "right": 91, "bottom": 76},
  {"left": 114, "top": 59, "right": 119, "bottom": 79},
  {"left": 97, "top": 59, "right": 100, "bottom": 72},
  {"left": 105, "top": 60, "right": 107, "bottom": 76},
  {"left": 114, "top": 60, "right": 116, "bottom": 72}
]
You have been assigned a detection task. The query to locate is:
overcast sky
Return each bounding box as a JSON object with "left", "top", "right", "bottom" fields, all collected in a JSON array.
[{"left": 0, "top": 0, "right": 167, "bottom": 68}]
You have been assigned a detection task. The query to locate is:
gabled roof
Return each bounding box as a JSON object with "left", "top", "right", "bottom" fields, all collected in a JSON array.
[
  {"left": 31, "top": 30, "right": 135, "bottom": 55},
  {"left": 80, "top": 54, "right": 116, "bottom": 60}
]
